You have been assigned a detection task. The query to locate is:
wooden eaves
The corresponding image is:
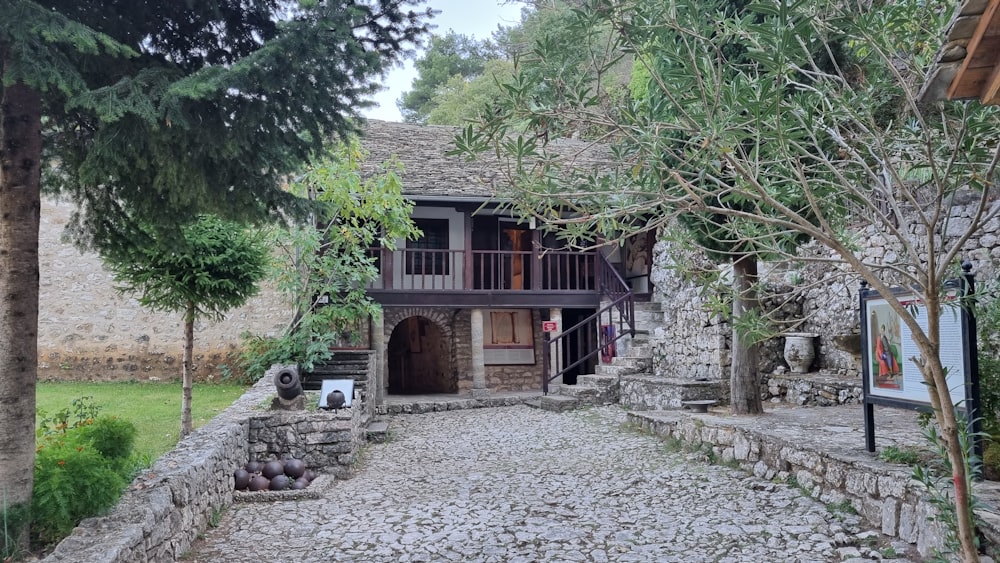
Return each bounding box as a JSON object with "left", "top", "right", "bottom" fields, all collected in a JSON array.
[{"left": 920, "top": 0, "right": 1000, "bottom": 106}]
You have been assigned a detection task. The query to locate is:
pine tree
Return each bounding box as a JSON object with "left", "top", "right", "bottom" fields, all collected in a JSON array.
[{"left": 0, "top": 0, "right": 429, "bottom": 548}]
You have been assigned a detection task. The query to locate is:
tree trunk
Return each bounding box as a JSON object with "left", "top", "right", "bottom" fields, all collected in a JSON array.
[
  {"left": 0, "top": 78, "right": 42, "bottom": 544},
  {"left": 922, "top": 292, "right": 979, "bottom": 562},
  {"left": 181, "top": 302, "right": 195, "bottom": 437},
  {"left": 730, "top": 253, "right": 762, "bottom": 415}
]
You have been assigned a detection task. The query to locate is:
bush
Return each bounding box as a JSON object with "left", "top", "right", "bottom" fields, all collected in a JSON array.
[
  {"left": 31, "top": 399, "right": 142, "bottom": 547},
  {"left": 81, "top": 416, "right": 136, "bottom": 460},
  {"left": 1, "top": 496, "right": 30, "bottom": 561},
  {"left": 32, "top": 438, "right": 127, "bottom": 543},
  {"left": 977, "top": 292, "right": 1000, "bottom": 435},
  {"left": 984, "top": 441, "right": 1000, "bottom": 481}
]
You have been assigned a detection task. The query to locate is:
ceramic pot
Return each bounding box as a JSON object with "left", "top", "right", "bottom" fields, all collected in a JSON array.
[{"left": 783, "top": 333, "right": 817, "bottom": 374}]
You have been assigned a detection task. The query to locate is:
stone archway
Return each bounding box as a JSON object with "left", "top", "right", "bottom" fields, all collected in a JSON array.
[{"left": 387, "top": 315, "right": 456, "bottom": 394}]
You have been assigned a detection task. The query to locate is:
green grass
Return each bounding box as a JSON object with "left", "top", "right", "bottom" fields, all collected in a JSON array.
[
  {"left": 878, "top": 445, "right": 926, "bottom": 466},
  {"left": 37, "top": 382, "right": 247, "bottom": 460}
]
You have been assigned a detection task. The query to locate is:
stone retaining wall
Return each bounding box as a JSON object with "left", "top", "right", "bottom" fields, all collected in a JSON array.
[
  {"left": 764, "top": 373, "right": 864, "bottom": 406},
  {"left": 41, "top": 368, "right": 363, "bottom": 563}
]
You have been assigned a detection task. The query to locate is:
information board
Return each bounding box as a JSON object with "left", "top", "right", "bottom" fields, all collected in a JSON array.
[
  {"left": 858, "top": 272, "right": 981, "bottom": 454},
  {"left": 863, "top": 293, "right": 966, "bottom": 404}
]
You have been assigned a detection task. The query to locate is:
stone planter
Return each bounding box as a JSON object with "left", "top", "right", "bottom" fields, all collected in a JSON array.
[{"left": 783, "top": 333, "right": 818, "bottom": 374}]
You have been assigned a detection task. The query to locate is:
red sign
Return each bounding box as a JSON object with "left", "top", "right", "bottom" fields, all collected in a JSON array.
[{"left": 542, "top": 321, "right": 559, "bottom": 332}]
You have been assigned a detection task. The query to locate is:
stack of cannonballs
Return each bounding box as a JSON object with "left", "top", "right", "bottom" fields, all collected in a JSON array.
[{"left": 233, "top": 458, "right": 316, "bottom": 492}]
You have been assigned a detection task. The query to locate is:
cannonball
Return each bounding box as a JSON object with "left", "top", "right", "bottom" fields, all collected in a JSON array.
[
  {"left": 284, "top": 458, "right": 306, "bottom": 479},
  {"left": 262, "top": 460, "right": 285, "bottom": 479},
  {"left": 233, "top": 468, "right": 251, "bottom": 490},
  {"left": 290, "top": 477, "right": 309, "bottom": 490},
  {"left": 303, "top": 469, "right": 317, "bottom": 483},
  {"left": 269, "top": 474, "right": 290, "bottom": 491},
  {"left": 248, "top": 475, "right": 270, "bottom": 492},
  {"left": 244, "top": 460, "right": 263, "bottom": 474}
]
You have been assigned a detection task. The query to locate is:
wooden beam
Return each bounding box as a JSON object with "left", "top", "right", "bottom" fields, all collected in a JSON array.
[
  {"left": 948, "top": 0, "right": 1000, "bottom": 102},
  {"left": 984, "top": 57, "right": 1000, "bottom": 105}
]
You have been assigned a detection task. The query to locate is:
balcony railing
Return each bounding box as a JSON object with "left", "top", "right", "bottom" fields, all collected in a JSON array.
[{"left": 368, "top": 248, "right": 598, "bottom": 292}]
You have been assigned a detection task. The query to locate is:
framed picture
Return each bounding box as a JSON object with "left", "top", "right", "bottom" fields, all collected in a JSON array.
[{"left": 483, "top": 309, "right": 535, "bottom": 365}]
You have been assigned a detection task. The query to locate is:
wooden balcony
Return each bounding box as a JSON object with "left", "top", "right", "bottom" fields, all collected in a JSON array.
[{"left": 365, "top": 248, "right": 602, "bottom": 308}]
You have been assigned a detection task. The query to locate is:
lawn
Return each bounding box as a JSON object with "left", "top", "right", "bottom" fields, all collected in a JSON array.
[{"left": 36, "top": 382, "right": 247, "bottom": 460}]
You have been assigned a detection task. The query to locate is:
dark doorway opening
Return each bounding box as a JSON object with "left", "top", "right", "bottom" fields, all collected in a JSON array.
[
  {"left": 387, "top": 316, "right": 455, "bottom": 394},
  {"left": 559, "top": 308, "right": 598, "bottom": 386}
]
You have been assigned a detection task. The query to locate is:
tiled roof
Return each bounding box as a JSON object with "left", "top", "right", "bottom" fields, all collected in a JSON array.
[{"left": 359, "top": 120, "right": 612, "bottom": 200}]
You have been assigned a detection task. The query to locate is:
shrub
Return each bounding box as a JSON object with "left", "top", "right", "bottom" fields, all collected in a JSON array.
[
  {"left": 81, "top": 416, "right": 136, "bottom": 460},
  {"left": 1, "top": 494, "right": 30, "bottom": 561},
  {"left": 31, "top": 399, "right": 142, "bottom": 547},
  {"left": 32, "top": 437, "right": 127, "bottom": 544}
]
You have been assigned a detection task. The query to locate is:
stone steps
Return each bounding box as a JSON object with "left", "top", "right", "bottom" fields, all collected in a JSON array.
[
  {"left": 619, "top": 375, "right": 728, "bottom": 411},
  {"left": 366, "top": 421, "right": 390, "bottom": 443},
  {"left": 302, "top": 351, "right": 373, "bottom": 391},
  {"left": 540, "top": 297, "right": 661, "bottom": 412},
  {"left": 538, "top": 394, "right": 580, "bottom": 412}
]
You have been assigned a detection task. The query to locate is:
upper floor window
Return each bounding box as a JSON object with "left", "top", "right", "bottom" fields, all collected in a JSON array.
[{"left": 407, "top": 218, "right": 449, "bottom": 275}]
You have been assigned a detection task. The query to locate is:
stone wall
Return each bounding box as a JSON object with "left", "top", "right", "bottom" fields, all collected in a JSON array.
[
  {"left": 764, "top": 373, "right": 864, "bottom": 406},
  {"left": 39, "top": 198, "right": 293, "bottom": 382},
  {"left": 648, "top": 242, "right": 729, "bottom": 381},
  {"left": 647, "top": 198, "right": 1000, "bottom": 386},
  {"left": 41, "top": 369, "right": 364, "bottom": 563}
]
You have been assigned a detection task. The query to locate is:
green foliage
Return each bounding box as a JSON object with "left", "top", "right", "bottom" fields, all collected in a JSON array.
[
  {"left": 36, "top": 395, "right": 102, "bottom": 438},
  {"left": 911, "top": 412, "right": 983, "bottom": 561},
  {"left": 1, "top": 494, "right": 30, "bottom": 562},
  {"left": 31, "top": 400, "right": 139, "bottom": 547},
  {"left": 32, "top": 437, "right": 128, "bottom": 544},
  {"left": 825, "top": 499, "right": 857, "bottom": 516},
  {"left": 983, "top": 441, "right": 1000, "bottom": 480},
  {"left": 101, "top": 215, "right": 268, "bottom": 323},
  {"left": 427, "top": 59, "right": 516, "bottom": 125},
  {"left": 8, "top": 0, "right": 432, "bottom": 246},
  {"left": 80, "top": 416, "right": 137, "bottom": 461},
  {"left": 399, "top": 31, "right": 502, "bottom": 123},
  {"left": 239, "top": 141, "right": 419, "bottom": 378},
  {"left": 878, "top": 445, "right": 925, "bottom": 467},
  {"left": 976, "top": 291, "right": 1000, "bottom": 434}
]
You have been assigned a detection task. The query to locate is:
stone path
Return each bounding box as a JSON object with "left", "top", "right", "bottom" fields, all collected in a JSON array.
[{"left": 186, "top": 406, "right": 914, "bottom": 563}]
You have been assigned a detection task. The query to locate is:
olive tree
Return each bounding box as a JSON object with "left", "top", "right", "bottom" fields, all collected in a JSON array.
[{"left": 454, "top": 1, "right": 999, "bottom": 559}]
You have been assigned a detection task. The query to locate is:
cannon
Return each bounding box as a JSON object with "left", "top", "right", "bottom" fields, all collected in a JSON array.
[{"left": 273, "top": 366, "right": 303, "bottom": 400}]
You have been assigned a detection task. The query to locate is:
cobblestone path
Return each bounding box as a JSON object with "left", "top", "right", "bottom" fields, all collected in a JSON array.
[{"left": 187, "top": 406, "right": 904, "bottom": 563}]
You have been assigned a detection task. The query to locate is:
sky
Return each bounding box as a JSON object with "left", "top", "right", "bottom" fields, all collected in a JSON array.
[{"left": 362, "top": 0, "right": 524, "bottom": 122}]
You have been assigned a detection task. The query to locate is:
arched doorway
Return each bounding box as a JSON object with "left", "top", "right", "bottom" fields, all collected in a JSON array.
[{"left": 387, "top": 316, "right": 455, "bottom": 394}]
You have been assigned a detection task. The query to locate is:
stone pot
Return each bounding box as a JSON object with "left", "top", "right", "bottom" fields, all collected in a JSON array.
[{"left": 783, "top": 333, "right": 818, "bottom": 374}]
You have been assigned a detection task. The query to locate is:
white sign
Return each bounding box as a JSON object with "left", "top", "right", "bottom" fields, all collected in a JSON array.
[{"left": 864, "top": 293, "right": 966, "bottom": 405}]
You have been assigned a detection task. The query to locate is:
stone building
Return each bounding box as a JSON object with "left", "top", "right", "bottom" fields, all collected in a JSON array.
[{"left": 37, "top": 121, "right": 655, "bottom": 407}]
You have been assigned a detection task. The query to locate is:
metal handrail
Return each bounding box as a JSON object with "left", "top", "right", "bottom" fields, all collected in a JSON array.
[{"left": 542, "top": 254, "right": 635, "bottom": 394}]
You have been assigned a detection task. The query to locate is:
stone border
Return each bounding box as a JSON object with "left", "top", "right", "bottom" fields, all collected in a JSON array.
[{"left": 41, "top": 368, "right": 361, "bottom": 563}]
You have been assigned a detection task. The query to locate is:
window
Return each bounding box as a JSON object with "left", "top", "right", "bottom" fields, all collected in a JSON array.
[{"left": 407, "top": 218, "right": 449, "bottom": 275}]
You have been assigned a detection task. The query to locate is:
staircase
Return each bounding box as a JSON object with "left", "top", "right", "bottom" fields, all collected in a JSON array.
[
  {"left": 302, "top": 350, "right": 372, "bottom": 392},
  {"left": 538, "top": 301, "right": 660, "bottom": 412}
]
